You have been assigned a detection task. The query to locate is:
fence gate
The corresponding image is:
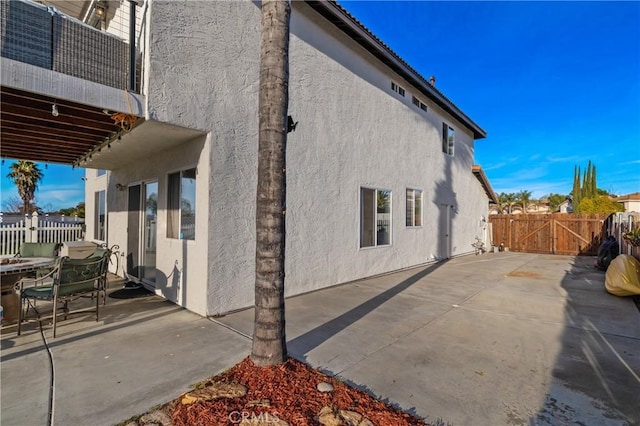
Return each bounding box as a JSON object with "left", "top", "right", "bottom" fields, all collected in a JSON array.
[{"left": 489, "top": 214, "right": 608, "bottom": 255}]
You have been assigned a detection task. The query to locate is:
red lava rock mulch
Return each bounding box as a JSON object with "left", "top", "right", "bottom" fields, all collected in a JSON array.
[{"left": 171, "top": 356, "right": 429, "bottom": 425}]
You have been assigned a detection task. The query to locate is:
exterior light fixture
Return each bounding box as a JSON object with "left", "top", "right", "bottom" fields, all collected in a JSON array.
[
  {"left": 51, "top": 104, "right": 59, "bottom": 117},
  {"left": 95, "top": 2, "right": 108, "bottom": 20}
]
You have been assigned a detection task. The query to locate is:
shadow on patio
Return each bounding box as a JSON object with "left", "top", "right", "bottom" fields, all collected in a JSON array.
[
  {"left": 530, "top": 255, "right": 640, "bottom": 425},
  {"left": 0, "top": 274, "right": 252, "bottom": 426}
]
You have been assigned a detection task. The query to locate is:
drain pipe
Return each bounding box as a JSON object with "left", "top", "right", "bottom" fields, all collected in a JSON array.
[{"left": 129, "top": 0, "right": 137, "bottom": 92}]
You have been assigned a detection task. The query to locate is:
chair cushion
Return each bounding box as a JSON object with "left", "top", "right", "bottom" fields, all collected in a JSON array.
[
  {"left": 19, "top": 243, "right": 58, "bottom": 258},
  {"left": 23, "top": 285, "right": 54, "bottom": 299}
]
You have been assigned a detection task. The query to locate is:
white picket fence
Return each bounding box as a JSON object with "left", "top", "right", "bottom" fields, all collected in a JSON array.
[{"left": 0, "top": 212, "right": 85, "bottom": 255}]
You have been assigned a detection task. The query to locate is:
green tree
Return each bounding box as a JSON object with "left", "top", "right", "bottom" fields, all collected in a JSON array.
[
  {"left": 578, "top": 195, "right": 624, "bottom": 214},
  {"left": 501, "top": 192, "right": 517, "bottom": 214},
  {"left": 252, "top": 0, "right": 291, "bottom": 367},
  {"left": 6, "top": 160, "right": 43, "bottom": 214},
  {"left": 516, "top": 190, "right": 532, "bottom": 213},
  {"left": 572, "top": 161, "right": 603, "bottom": 213},
  {"left": 58, "top": 202, "right": 86, "bottom": 218},
  {"left": 76, "top": 202, "right": 85, "bottom": 218},
  {"left": 572, "top": 165, "right": 582, "bottom": 213},
  {"left": 546, "top": 193, "right": 567, "bottom": 213}
]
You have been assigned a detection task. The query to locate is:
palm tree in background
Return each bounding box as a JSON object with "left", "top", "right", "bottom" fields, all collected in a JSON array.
[
  {"left": 516, "top": 190, "right": 532, "bottom": 213},
  {"left": 6, "top": 160, "right": 43, "bottom": 214},
  {"left": 251, "top": 0, "right": 291, "bottom": 367},
  {"left": 498, "top": 192, "right": 517, "bottom": 214}
]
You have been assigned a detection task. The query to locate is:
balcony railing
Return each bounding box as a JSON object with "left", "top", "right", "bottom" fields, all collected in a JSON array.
[{"left": 0, "top": 0, "right": 136, "bottom": 92}]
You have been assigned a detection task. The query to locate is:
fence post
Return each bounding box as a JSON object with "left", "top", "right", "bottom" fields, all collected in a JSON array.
[
  {"left": 30, "top": 212, "right": 39, "bottom": 243},
  {"left": 24, "top": 214, "right": 31, "bottom": 242}
]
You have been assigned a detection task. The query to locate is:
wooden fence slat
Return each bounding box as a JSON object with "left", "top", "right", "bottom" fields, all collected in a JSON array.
[
  {"left": 490, "top": 213, "right": 608, "bottom": 256},
  {"left": 555, "top": 221, "right": 590, "bottom": 244}
]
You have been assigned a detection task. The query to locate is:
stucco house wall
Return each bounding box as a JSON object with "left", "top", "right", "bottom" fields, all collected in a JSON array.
[{"left": 86, "top": 0, "right": 489, "bottom": 317}]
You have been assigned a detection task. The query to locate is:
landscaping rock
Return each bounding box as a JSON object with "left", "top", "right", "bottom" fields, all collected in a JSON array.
[
  {"left": 340, "top": 409, "right": 374, "bottom": 426},
  {"left": 317, "top": 406, "right": 342, "bottom": 426},
  {"left": 317, "top": 381, "right": 334, "bottom": 393},
  {"left": 138, "top": 409, "right": 172, "bottom": 426},
  {"left": 316, "top": 405, "right": 374, "bottom": 426},
  {"left": 181, "top": 382, "right": 246, "bottom": 405}
]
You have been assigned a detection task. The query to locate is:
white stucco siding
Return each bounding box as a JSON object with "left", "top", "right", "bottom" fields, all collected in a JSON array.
[
  {"left": 144, "top": 0, "right": 262, "bottom": 315},
  {"left": 104, "top": 134, "right": 211, "bottom": 316},
  {"left": 145, "top": 0, "right": 261, "bottom": 131},
  {"left": 141, "top": 0, "right": 488, "bottom": 315},
  {"left": 282, "top": 3, "right": 489, "bottom": 296}
]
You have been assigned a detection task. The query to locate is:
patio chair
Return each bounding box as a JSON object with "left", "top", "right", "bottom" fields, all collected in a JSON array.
[
  {"left": 16, "top": 251, "right": 110, "bottom": 338},
  {"left": 87, "top": 244, "right": 119, "bottom": 305},
  {"left": 15, "top": 242, "right": 59, "bottom": 258},
  {"left": 15, "top": 242, "right": 60, "bottom": 277}
]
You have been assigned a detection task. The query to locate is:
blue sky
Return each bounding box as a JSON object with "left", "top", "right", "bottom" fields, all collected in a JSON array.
[
  {"left": 1, "top": 162, "right": 85, "bottom": 211},
  {"left": 340, "top": 0, "right": 640, "bottom": 198},
  {"left": 1, "top": 1, "right": 639, "bottom": 210}
]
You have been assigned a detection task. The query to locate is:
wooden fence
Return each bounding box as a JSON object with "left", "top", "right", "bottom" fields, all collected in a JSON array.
[
  {"left": 0, "top": 213, "right": 84, "bottom": 255},
  {"left": 489, "top": 214, "right": 609, "bottom": 256},
  {"left": 607, "top": 212, "right": 640, "bottom": 260}
]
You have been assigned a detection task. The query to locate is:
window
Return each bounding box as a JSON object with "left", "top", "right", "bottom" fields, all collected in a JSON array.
[
  {"left": 412, "top": 96, "right": 427, "bottom": 112},
  {"left": 391, "top": 81, "right": 405, "bottom": 97},
  {"left": 442, "top": 123, "right": 455, "bottom": 156},
  {"left": 94, "top": 190, "right": 106, "bottom": 240},
  {"left": 167, "top": 168, "right": 197, "bottom": 240},
  {"left": 360, "top": 188, "right": 391, "bottom": 248},
  {"left": 406, "top": 189, "right": 422, "bottom": 227},
  {"left": 96, "top": 169, "right": 106, "bottom": 177}
]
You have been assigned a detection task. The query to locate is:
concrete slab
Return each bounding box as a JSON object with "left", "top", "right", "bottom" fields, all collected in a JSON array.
[
  {"left": 1, "top": 291, "right": 251, "bottom": 426},
  {"left": 2, "top": 252, "right": 638, "bottom": 426},
  {"left": 219, "top": 252, "right": 640, "bottom": 425}
]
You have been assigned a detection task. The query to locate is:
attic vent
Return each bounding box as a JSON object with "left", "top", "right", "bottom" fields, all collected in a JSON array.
[
  {"left": 391, "top": 81, "right": 405, "bottom": 97},
  {"left": 412, "top": 96, "right": 427, "bottom": 112}
]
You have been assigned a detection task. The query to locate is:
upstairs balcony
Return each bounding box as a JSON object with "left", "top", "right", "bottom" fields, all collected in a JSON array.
[{"left": 0, "top": 0, "right": 146, "bottom": 166}]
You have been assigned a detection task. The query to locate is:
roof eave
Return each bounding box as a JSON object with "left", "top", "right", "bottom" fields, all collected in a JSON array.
[
  {"left": 306, "top": 0, "right": 487, "bottom": 140},
  {"left": 472, "top": 165, "right": 498, "bottom": 204}
]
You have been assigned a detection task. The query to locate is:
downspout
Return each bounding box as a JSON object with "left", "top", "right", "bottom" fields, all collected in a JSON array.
[{"left": 129, "top": 0, "right": 137, "bottom": 92}]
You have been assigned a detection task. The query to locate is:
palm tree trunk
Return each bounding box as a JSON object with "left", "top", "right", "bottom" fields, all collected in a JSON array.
[{"left": 251, "top": 0, "right": 290, "bottom": 367}]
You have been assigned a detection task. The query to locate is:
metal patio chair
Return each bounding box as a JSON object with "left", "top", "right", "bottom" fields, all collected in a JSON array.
[{"left": 16, "top": 251, "right": 110, "bottom": 338}]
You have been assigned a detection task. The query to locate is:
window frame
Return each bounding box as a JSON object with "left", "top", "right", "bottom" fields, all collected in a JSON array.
[
  {"left": 94, "top": 189, "right": 106, "bottom": 241},
  {"left": 360, "top": 187, "right": 392, "bottom": 249},
  {"left": 166, "top": 167, "right": 197, "bottom": 241},
  {"left": 391, "top": 81, "right": 405, "bottom": 97},
  {"left": 411, "top": 96, "right": 427, "bottom": 112},
  {"left": 405, "top": 188, "right": 423, "bottom": 228},
  {"left": 442, "top": 123, "right": 455, "bottom": 156}
]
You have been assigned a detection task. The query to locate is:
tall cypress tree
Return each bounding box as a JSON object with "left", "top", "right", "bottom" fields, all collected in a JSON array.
[
  {"left": 583, "top": 162, "right": 590, "bottom": 199},
  {"left": 572, "top": 165, "right": 581, "bottom": 213},
  {"left": 591, "top": 164, "right": 597, "bottom": 197}
]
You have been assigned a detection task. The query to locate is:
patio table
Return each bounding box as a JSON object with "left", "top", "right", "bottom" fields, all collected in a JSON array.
[{"left": 1, "top": 256, "right": 57, "bottom": 323}]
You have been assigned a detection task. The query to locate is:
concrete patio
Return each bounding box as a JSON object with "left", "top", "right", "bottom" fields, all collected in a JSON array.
[{"left": 1, "top": 252, "right": 638, "bottom": 425}]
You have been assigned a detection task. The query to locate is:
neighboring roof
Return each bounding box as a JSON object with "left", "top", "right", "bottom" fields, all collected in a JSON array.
[
  {"left": 306, "top": 1, "right": 487, "bottom": 140},
  {"left": 615, "top": 192, "right": 640, "bottom": 201},
  {"left": 472, "top": 165, "right": 498, "bottom": 204}
]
